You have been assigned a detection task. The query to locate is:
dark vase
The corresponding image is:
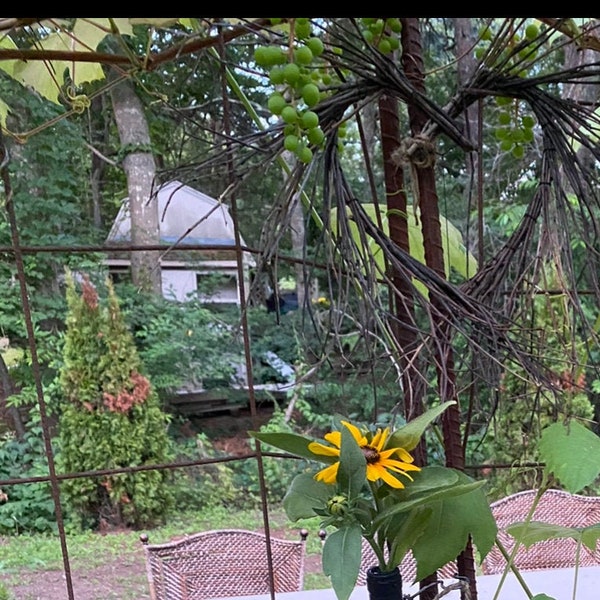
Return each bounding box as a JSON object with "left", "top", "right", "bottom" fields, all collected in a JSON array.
[{"left": 366, "top": 566, "right": 403, "bottom": 600}]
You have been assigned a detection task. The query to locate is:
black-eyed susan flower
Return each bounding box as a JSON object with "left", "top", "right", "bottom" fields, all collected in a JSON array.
[{"left": 308, "top": 420, "right": 421, "bottom": 489}]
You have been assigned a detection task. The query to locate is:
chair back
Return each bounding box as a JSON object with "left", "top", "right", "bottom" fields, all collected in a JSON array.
[
  {"left": 141, "top": 529, "right": 307, "bottom": 599},
  {"left": 357, "top": 538, "right": 458, "bottom": 586},
  {"left": 481, "top": 488, "right": 600, "bottom": 574}
]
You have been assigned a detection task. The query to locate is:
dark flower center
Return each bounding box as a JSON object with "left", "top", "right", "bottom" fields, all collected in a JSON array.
[{"left": 361, "top": 445, "right": 380, "bottom": 464}]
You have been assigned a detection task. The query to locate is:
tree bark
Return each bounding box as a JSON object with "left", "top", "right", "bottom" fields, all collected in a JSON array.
[
  {"left": 109, "top": 70, "right": 161, "bottom": 295},
  {"left": 401, "top": 18, "right": 475, "bottom": 599},
  {"left": 0, "top": 352, "right": 26, "bottom": 439},
  {"left": 378, "top": 93, "right": 428, "bottom": 463}
]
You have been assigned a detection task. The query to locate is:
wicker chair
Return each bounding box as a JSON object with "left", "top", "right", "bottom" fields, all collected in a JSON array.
[
  {"left": 140, "top": 529, "right": 308, "bottom": 600},
  {"left": 481, "top": 488, "right": 600, "bottom": 574},
  {"left": 317, "top": 531, "right": 458, "bottom": 586}
]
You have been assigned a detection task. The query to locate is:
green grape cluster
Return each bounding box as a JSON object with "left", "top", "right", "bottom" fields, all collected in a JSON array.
[
  {"left": 359, "top": 17, "right": 402, "bottom": 54},
  {"left": 493, "top": 96, "right": 536, "bottom": 158},
  {"left": 475, "top": 20, "right": 540, "bottom": 76},
  {"left": 254, "top": 18, "right": 328, "bottom": 163}
]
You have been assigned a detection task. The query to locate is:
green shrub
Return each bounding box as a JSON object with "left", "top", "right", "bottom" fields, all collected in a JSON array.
[
  {"left": 233, "top": 405, "right": 311, "bottom": 507},
  {"left": 168, "top": 432, "right": 238, "bottom": 511},
  {"left": 57, "top": 272, "right": 173, "bottom": 529},
  {"left": 0, "top": 428, "right": 57, "bottom": 534}
]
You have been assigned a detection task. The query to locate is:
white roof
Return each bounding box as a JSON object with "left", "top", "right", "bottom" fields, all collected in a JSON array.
[{"left": 107, "top": 180, "right": 244, "bottom": 248}]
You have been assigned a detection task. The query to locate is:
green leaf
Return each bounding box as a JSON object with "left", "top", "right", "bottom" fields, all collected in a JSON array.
[
  {"left": 507, "top": 521, "right": 600, "bottom": 552},
  {"left": 283, "top": 473, "right": 332, "bottom": 521},
  {"left": 322, "top": 524, "right": 362, "bottom": 600},
  {"left": 373, "top": 477, "right": 485, "bottom": 527},
  {"left": 387, "top": 507, "right": 432, "bottom": 571},
  {"left": 410, "top": 474, "right": 497, "bottom": 580},
  {"left": 338, "top": 426, "right": 366, "bottom": 499},
  {"left": 539, "top": 421, "right": 600, "bottom": 492},
  {"left": 388, "top": 402, "right": 455, "bottom": 451},
  {"left": 330, "top": 204, "right": 477, "bottom": 297},
  {"left": 0, "top": 97, "right": 10, "bottom": 130},
  {"left": 249, "top": 431, "right": 327, "bottom": 461}
]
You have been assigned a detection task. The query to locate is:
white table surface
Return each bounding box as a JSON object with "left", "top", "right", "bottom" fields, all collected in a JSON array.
[{"left": 218, "top": 566, "right": 600, "bottom": 600}]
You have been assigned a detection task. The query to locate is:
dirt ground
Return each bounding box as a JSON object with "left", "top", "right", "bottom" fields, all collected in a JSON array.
[
  {"left": 4, "top": 407, "right": 325, "bottom": 600},
  {"left": 6, "top": 546, "right": 323, "bottom": 600}
]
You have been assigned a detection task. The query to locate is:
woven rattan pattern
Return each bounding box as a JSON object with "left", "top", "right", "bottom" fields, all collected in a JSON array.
[
  {"left": 357, "top": 538, "right": 458, "bottom": 586},
  {"left": 141, "top": 529, "right": 306, "bottom": 599},
  {"left": 481, "top": 488, "right": 600, "bottom": 574}
]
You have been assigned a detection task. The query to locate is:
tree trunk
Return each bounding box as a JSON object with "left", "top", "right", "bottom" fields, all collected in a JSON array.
[
  {"left": 400, "top": 18, "right": 475, "bottom": 599},
  {"left": 0, "top": 352, "right": 26, "bottom": 439},
  {"left": 378, "top": 93, "right": 427, "bottom": 464},
  {"left": 109, "top": 70, "right": 161, "bottom": 295}
]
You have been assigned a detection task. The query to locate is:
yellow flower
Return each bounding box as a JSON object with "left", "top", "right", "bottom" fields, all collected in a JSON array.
[{"left": 308, "top": 421, "right": 421, "bottom": 489}]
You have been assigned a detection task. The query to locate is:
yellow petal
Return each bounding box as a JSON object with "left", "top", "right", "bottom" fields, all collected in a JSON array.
[
  {"left": 324, "top": 431, "right": 342, "bottom": 447},
  {"left": 366, "top": 463, "right": 405, "bottom": 488},
  {"left": 308, "top": 441, "right": 341, "bottom": 457},
  {"left": 382, "top": 458, "right": 422, "bottom": 473},
  {"left": 371, "top": 427, "right": 389, "bottom": 451},
  {"left": 341, "top": 420, "right": 368, "bottom": 446},
  {"left": 314, "top": 462, "right": 340, "bottom": 484}
]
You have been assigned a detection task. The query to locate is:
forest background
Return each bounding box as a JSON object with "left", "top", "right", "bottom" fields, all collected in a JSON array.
[{"left": 1, "top": 16, "right": 600, "bottom": 600}]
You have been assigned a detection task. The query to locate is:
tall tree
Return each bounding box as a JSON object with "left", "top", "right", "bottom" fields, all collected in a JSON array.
[{"left": 108, "top": 69, "right": 161, "bottom": 294}]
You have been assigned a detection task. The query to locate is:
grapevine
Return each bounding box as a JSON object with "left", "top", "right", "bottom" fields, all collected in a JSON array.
[
  {"left": 476, "top": 20, "right": 542, "bottom": 158},
  {"left": 255, "top": 18, "right": 403, "bottom": 163},
  {"left": 254, "top": 18, "right": 328, "bottom": 163}
]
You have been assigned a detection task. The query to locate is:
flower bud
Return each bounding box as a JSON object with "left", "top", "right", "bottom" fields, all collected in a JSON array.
[{"left": 327, "top": 494, "right": 349, "bottom": 516}]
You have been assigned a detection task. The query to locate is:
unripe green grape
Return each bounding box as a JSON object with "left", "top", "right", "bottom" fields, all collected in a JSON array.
[
  {"left": 295, "top": 21, "right": 312, "bottom": 40},
  {"left": 321, "top": 73, "right": 332, "bottom": 85},
  {"left": 301, "top": 110, "right": 319, "bottom": 129},
  {"left": 361, "top": 18, "right": 377, "bottom": 26},
  {"left": 386, "top": 18, "right": 402, "bottom": 33},
  {"left": 371, "top": 19, "right": 384, "bottom": 35},
  {"left": 525, "top": 23, "right": 539, "bottom": 40},
  {"left": 267, "top": 93, "right": 287, "bottom": 115},
  {"left": 267, "top": 46, "right": 287, "bottom": 65},
  {"left": 495, "top": 127, "right": 509, "bottom": 140},
  {"left": 388, "top": 36, "right": 400, "bottom": 51},
  {"left": 295, "top": 45, "right": 314, "bottom": 65},
  {"left": 269, "top": 66, "right": 285, "bottom": 85},
  {"left": 479, "top": 26, "right": 492, "bottom": 41},
  {"left": 283, "top": 62, "right": 301, "bottom": 85},
  {"left": 522, "top": 115, "right": 535, "bottom": 128},
  {"left": 338, "top": 123, "right": 348, "bottom": 138},
  {"left": 283, "top": 124, "right": 297, "bottom": 136},
  {"left": 512, "top": 144, "right": 524, "bottom": 158},
  {"left": 510, "top": 129, "right": 525, "bottom": 142},
  {"left": 281, "top": 105, "right": 299, "bottom": 124},
  {"left": 519, "top": 47, "right": 537, "bottom": 61},
  {"left": 378, "top": 38, "right": 392, "bottom": 54},
  {"left": 306, "top": 36, "right": 324, "bottom": 56},
  {"left": 302, "top": 84, "right": 320, "bottom": 108},
  {"left": 307, "top": 126, "right": 325, "bottom": 146},
  {"left": 498, "top": 111, "right": 512, "bottom": 125},
  {"left": 475, "top": 47, "right": 486, "bottom": 60},
  {"left": 522, "top": 128, "right": 534, "bottom": 142},
  {"left": 500, "top": 139, "right": 513, "bottom": 152},
  {"left": 363, "top": 30, "right": 374, "bottom": 44},
  {"left": 296, "top": 145, "right": 313, "bottom": 163},
  {"left": 284, "top": 134, "right": 300, "bottom": 152},
  {"left": 296, "top": 74, "right": 312, "bottom": 90},
  {"left": 496, "top": 96, "right": 512, "bottom": 106},
  {"left": 254, "top": 46, "right": 271, "bottom": 67}
]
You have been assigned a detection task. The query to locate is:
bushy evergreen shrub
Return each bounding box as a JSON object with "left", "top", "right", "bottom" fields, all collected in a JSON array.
[{"left": 58, "top": 271, "right": 173, "bottom": 529}]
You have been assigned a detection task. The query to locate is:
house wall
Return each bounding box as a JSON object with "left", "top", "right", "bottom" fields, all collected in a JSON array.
[{"left": 161, "top": 268, "right": 243, "bottom": 304}]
